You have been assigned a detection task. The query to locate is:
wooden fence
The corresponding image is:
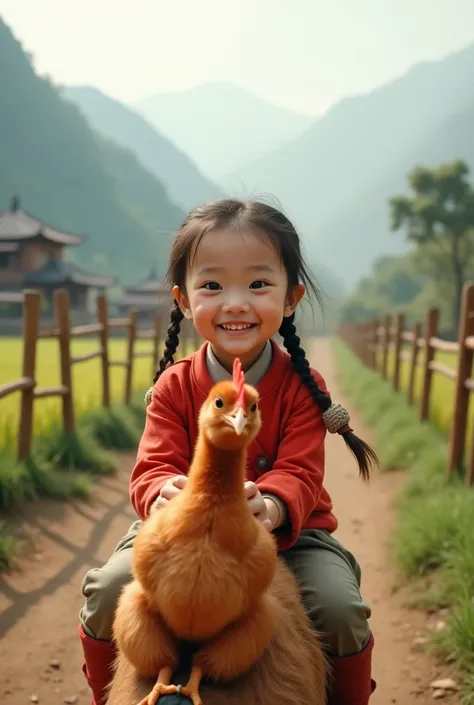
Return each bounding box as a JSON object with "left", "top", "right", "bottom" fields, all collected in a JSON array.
[
  {"left": 338, "top": 281, "right": 474, "bottom": 485},
  {"left": 0, "top": 287, "right": 199, "bottom": 461}
]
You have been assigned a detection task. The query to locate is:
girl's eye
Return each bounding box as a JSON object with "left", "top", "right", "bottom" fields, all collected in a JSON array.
[
  {"left": 203, "top": 282, "right": 222, "bottom": 291},
  {"left": 215, "top": 397, "right": 224, "bottom": 408},
  {"left": 250, "top": 402, "right": 258, "bottom": 412},
  {"left": 250, "top": 280, "right": 268, "bottom": 290}
]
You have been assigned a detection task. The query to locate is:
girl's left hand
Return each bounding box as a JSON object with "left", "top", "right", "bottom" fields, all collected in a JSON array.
[{"left": 244, "top": 481, "right": 273, "bottom": 532}]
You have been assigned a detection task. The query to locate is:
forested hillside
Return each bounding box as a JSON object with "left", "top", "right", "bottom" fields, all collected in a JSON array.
[
  {"left": 0, "top": 19, "right": 185, "bottom": 283},
  {"left": 63, "top": 86, "right": 223, "bottom": 212}
]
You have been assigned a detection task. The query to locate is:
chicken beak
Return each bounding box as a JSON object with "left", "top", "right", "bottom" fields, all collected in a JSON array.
[{"left": 228, "top": 407, "right": 247, "bottom": 435}]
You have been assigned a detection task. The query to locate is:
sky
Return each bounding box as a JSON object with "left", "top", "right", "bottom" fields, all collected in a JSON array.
[{"left": 1, "top": 0, "right": 474, "bottom": 115}]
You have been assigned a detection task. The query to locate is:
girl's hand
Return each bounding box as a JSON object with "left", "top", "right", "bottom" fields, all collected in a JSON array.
[
  {"left": 152, "top": 475, "right": 188, "bottom": 511},
  {"left": 244, "top": 481, "right": 273, "bottom": 532}
]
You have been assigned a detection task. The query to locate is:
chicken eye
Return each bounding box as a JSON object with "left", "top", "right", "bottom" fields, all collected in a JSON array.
[
  {"left": 250, "top": 402, "right": 258, "bottom": 412},
  {"left": 214, "top": 397, "right": 224, "bottom": 408}
]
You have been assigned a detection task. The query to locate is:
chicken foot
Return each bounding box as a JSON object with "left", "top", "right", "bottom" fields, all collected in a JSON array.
[
  {"left": 136, "top": 667, "right": 179, "bottom": 705},
  {"left": 113, "top": 580, "right": 180, "bottom": 705}
]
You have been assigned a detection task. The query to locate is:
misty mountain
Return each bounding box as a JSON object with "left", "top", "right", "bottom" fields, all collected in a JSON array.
[
  {"left": 0, "top": 18, "right": 185, "bottom": 284},
  {"left": 231, "top": 42, "right": 474, "bottom": 286},
  {"left": 134, "top": 82, "right": 314, "bottom": 180},
  {"left": 62, "top": 86, "right": 223, "bottom": 212},
  {"left": 315, "top": 98, "right": 474, "bottom": 286}
]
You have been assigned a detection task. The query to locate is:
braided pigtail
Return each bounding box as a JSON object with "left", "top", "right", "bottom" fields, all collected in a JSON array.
[
  {"left": 144, "top": 301, "right": 184, "bottom": 406},
  {"left": 279, "top": 314, "right": 378, "bottom": 480}
]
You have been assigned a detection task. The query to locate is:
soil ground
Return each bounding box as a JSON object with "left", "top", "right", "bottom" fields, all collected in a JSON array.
[{"left": 0, "top": 340, "right": 458, "bottom": 704}]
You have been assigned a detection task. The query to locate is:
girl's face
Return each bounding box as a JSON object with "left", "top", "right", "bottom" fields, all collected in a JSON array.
[{"left": 173, "top": 228, "right": 304, "bottom": 371}]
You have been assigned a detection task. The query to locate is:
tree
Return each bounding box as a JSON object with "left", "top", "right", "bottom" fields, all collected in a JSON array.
[{"left": 390, "top": 160, "right": 474, "bottom": 332}]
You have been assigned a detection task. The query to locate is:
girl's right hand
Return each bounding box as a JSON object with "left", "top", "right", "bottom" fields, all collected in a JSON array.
[{"left": 153, "top": 475, "right": 188, "bottom": 510}]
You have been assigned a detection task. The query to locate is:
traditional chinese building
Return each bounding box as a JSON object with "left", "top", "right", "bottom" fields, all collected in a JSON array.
[
  {"left": 114, "top": 266, "right": 170, "bottom": 322},
  {"left": 0, "top": 196, "right": 115, "bottom": 315}
]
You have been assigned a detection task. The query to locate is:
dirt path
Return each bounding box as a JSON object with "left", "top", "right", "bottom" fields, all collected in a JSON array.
[{"left": 0, "top": 340, "right": 456, "bottom": 704}]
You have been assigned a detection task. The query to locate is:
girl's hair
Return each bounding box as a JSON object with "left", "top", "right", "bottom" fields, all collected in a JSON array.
[{"left": 152, "top": 198, "right": 378, "bottom": 480}]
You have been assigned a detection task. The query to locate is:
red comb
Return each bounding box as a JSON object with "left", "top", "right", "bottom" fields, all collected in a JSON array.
[{"left": 232, "top": 358, "right": 246, "bottom": 408}]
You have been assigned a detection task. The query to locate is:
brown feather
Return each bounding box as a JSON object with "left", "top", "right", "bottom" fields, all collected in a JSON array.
[{"left": 106, "top": 559, "right": 327, "bottom": 705}]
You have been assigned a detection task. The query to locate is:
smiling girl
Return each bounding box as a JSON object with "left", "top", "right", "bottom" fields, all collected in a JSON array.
[{"left": 78, "top": 198, "right": 378, "bottom": 705}]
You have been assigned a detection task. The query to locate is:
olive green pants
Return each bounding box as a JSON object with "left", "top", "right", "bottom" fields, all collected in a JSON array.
[{"left": 79, "top": 522, "right": 371, "bottom": 657}]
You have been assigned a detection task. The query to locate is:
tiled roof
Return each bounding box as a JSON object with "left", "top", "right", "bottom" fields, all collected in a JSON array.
[
  {"left": 124, "top": 265, "right": 168, "bottom": 295},
  {"left": 114, "top": 294, "right": 161, "bottom": 311},
  {"left": 0, "top": 198, "right": 84, "bottom": 246},
  {"left": 23, "top": 259, "right": 115, "bottom": 287}
]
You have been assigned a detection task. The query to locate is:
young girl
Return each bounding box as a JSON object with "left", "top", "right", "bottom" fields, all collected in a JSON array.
[{"left": 78, "top": 198, "right": 378, "bottom": 705}]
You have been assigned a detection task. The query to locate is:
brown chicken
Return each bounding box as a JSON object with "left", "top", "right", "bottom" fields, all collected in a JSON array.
[
  {"left": 112, "top": 359, "right": 290, "bottom": 705},
  {"left": 107, "top": 558, "right": 327, "bottom": 705}
]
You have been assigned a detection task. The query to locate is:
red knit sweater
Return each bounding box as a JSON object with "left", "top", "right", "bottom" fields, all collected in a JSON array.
[{"left": 130, "top": 341, "right": 338, "bottom": 550}]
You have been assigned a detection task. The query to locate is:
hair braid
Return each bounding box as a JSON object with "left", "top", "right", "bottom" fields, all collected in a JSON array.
[
  {"left": 279, "top": 314, "right": 378, "bottom": 480},
  {"left": 144, "top": 302, "right": 184, "bottom": 406},
  {"left": 154, "top": 301, "right": 184, "bottom": 383}
]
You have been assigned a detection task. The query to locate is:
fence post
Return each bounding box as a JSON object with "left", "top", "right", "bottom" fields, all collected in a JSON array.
[
  {"left": 419, "top": 308, "right": 438, "bottom": 422},
  {"left": 18, "top": 291, "right": 41, "bottom": 460},
  {"left": 151, "top": 314, "right": 160, "bottom": 381},
  {"left": 392, "top": 313, "right": 405, "bottom": 391},
  {"left": 448, "top": 283, "right": 474, "bottom": 475},
  {"left": 124, "top": 309, "right": 138, "bottom": 405},
  {"left": 54, "top": 288, "right": 75, "bottom": 434},
  {"left": 407, "top": 322, "right": 421, "bottom": 405},
  {"left": 381, "top": 314, "right": 391, "bottom": 379},
  {"left": 362, "top": 322, "right": 371, "bottom": 366},
  {"left": 97, "top": 294, "right": 110, "bottom": 408},
  {"left": 370, "top": 319, "right": 379, "bottom": 370}
]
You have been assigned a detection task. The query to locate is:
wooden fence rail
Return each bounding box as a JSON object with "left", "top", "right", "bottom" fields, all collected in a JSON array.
[
  {"left": 338, "top": 281, "right": 474, "bottom": 485},
  {"left": 0, "top": 287, "right": 197, "bottom": 461}
]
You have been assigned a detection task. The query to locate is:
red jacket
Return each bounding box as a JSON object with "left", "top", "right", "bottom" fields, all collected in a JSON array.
[{"left": 130, "top": 341, "right": 338, "bottom": 550}]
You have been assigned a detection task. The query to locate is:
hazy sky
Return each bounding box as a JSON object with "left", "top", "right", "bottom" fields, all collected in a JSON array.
[{"left": 1, "top": 0, "right": 474, "bottom": 114}]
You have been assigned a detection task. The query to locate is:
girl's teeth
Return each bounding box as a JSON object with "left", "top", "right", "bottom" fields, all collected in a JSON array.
[{"left": 222, "top": 324, "right": 252, "bottom": 330}]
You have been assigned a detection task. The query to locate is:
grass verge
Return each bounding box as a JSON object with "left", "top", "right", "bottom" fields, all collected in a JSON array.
[
  {"left": 333, "top": 338, "right": 474, "bottom": 704},
  {"left": 0, "top": 400, "right": 146, "bottom": 571}
]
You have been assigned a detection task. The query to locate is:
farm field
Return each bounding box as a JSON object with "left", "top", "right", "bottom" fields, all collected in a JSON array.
[{"left": 0, "top": 336, "right": 168, "bottom": 441}]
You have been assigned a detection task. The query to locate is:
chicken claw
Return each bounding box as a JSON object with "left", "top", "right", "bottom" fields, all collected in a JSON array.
[
  {"left": 179, "top": 665, "right": 204, "bottom": 705},
  {"left": 137, "top": 667, "right": 177, "bottom": 705}
]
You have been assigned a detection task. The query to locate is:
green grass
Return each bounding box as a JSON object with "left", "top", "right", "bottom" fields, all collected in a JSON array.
[
  {"left": 0, "top": 333, "right": 158, "bottom": 571},
  {"left": 334, "top": 338, "right": 474, "bottom": 704},
  {"left": 0, "top": 403, "right": 146, "bottom": 571},
  {"left": 0, "top": 336, "right": 160, "bottom": 436},
  {"left": 0, "top": 519, "right": 17, "bottom": 571}
]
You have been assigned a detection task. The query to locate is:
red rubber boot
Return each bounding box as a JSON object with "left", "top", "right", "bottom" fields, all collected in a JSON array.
[
  {"left": 78, "top": 623, "right": 116, "bottom": 705},
  {"left": 326, "top": 632, "right": 376, "bottom": 705}
]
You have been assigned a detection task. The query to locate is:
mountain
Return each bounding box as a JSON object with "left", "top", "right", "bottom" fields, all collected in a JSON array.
[
  {"left": 231, "top": 43, "right": 474, "bottom": 286},
  {"left": 62, "top": 86, "right": 223, "bottom": 212},
  {"left": 315, "top": 98, "right": 474, "bottom": 286},
  {"left": 134, "top": 82, "right": 314, "bottom": 181},
  {"left": 0, "top": 18, "right": 185, "bottom": 283}
]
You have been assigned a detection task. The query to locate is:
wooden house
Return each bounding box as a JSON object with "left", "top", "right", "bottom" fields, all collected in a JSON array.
[{"left": 0, "top": 196, "right": 114, "bottom": 314}]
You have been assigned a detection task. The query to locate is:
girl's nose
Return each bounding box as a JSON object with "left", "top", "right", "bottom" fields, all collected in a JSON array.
[{"left": 223, "top": 298, "right": 250, "bottom": 313}]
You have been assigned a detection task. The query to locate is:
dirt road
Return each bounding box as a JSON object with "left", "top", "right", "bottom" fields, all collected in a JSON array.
[{"left": 0, "top": 340, "right": 456, "bottom": 704}]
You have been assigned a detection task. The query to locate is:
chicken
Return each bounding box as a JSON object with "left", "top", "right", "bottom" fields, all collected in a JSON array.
[
  {"left": 112, "top": 359, "right": 285, "bottom": 705},
  {"left": 107, "top": 559, "right": 327, "bottom": 705}
]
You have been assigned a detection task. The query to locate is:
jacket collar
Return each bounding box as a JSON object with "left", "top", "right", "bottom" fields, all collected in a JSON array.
[
  {"left": 206, "top": 340, "right": 272, "bottom": 387},
  {"left": 192, "top": 340, "right": 289, "bottom": 401}
]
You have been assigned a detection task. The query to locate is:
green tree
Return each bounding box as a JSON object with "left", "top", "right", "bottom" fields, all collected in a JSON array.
[{"left": 390, "top": 160, "right": 474, "bottom": 332}]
